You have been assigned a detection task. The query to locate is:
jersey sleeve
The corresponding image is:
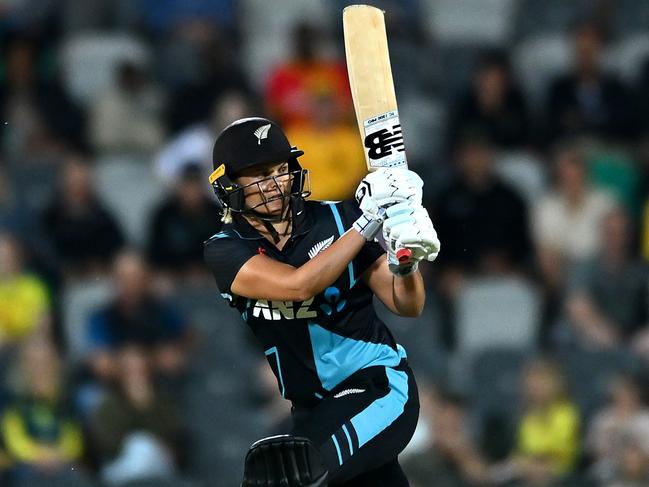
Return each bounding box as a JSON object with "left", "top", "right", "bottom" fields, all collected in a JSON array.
[
  {"left": 339, "top": 200, "right": 386, "bottom": 276},
  {"left": 204, "top": 235, "right": 258, "bottom": 295}
]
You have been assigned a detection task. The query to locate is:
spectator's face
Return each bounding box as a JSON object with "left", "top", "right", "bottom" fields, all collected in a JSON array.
[
  {"left": 476, "top": 65, "right": 507, "bottom": 108},
  {"left": 211, "top": 92, "right": 252, "bottom": 133},
  {"left": 555, "top": 151, "right": 586, "bottom": 197},
  {"left": 62, "top": 161, "right": 92, "bottom": 205},
  {"left": 177, "top": 178, "right": 206, "bottom": 210},
  {"left": 574, "top": 26, "right": 602, "bottom": 75},
  {"left": 523, "top": 365, "right": 562, "bottom": 407},
  {"left": 611, "top": 377, "right": 642, "bottom": 412},
  {"left": 114, "top": 253, "right": 149, "bottom": 300},
  {"left": 235, "top": 161, "right": 293, "bottom": 217},
  {"left": 458, "top": 143, "right": 494, "bottom": 187},
  {"left": 0, "top": 235, "right": 21, "bottom": 276},
  {"left": 118, "top": 346, "right": 150, "bottom": 383},
  {"left": 6, "top": 41, "right": 34, "bottom": 87}
]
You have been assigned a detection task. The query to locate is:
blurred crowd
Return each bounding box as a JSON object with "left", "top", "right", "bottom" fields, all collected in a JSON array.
[{"left": 2, "top": 0, "right": 649, "bottom": 486}]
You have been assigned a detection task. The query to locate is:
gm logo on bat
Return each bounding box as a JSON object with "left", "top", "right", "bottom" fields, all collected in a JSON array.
[{"left": 364, "top": 124, "right": 405, "bottom": 160}]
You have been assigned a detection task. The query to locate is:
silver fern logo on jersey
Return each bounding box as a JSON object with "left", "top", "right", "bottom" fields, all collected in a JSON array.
[
  {"left": 308, "top": 236, "right": 335, "bottom": 259},
  {"left": 254, "top": 124, "right": 271, "bottom": 145},
  {"left": 334, "top": 388, "right": 366, "bottom": 399}
]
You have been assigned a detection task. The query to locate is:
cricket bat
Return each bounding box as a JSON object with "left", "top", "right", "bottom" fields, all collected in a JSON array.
[{"left": 343, "top": 4, "right": 411, "bottom": 264}]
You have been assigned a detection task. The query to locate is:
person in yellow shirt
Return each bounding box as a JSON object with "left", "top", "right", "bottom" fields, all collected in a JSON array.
[
  {"left": 286, "top": 90, "right": 366, "bottom": 201},
  {"left": 0, "top": 233, "right": 50, "bottom": 343},
  {"left": 491, "top": 358, "right": 580, "bottom": 486},
  {"left": 1, "top": 338, "right": 84, "bottom": 482}
]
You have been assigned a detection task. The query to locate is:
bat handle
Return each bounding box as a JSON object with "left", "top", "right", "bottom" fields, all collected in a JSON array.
[{"left": 396, "top": 248, "right": 412, "bottom": 265}]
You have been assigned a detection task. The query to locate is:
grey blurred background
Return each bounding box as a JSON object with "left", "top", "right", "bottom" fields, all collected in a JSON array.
[{"left": 1, "top": 0, "right": 649, "bottom": 486}]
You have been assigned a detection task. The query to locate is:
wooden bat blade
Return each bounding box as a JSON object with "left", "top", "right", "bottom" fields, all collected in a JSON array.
[{"left": 343, "top": 4, "right": 407, "bottom": 171}]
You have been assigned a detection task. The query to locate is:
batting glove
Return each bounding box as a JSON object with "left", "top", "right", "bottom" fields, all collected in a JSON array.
[
  {"left": 383, "top": 202, "right": 440, "bottom": 275},
  {"left": 355, "top": 168, "right": 423, "bottom": 219}
]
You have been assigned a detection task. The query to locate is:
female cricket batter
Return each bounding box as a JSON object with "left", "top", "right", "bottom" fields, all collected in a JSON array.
[{"left": 204, "top": 117, "right": 439, "bottom": 486}]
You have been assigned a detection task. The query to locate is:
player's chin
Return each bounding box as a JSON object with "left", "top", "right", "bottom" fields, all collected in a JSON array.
[{"left": 259, "top": 197, "right": 285, "bottom": 216}]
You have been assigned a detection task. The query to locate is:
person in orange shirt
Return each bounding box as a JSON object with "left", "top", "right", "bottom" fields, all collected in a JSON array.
[
  {"left": 265, "top": 22, "right": 353, "bottom": 130},
  {"left": 286, "top": 90, "right": 366, "bottom": 201}
]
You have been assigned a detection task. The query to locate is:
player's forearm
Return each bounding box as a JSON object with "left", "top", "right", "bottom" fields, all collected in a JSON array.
[
  {"left": 391, "top": 270, "right": 425, "bottom": 317},
  {"left": 232, "top": 229, "right": 366, "bottom": 301}
]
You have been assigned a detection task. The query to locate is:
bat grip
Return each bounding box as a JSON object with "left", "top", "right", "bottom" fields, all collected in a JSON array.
[{"left": 396, "top": 248, "right": 412, "bottom": 265}]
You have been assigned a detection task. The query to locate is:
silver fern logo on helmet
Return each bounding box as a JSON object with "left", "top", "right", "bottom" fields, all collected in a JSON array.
[{"left": 254, "top": 124, "right": 272, "bottom": 145}]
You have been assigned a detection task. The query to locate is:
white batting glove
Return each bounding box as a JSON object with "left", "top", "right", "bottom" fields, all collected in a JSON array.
[
  {"left": 383, "top": 202, "right": 440, "bottom": 264},
  {"left": 355, "top": 168, "right": 423, "bottom": 219}
]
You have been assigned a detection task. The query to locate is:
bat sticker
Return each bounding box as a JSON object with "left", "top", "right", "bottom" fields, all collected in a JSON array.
[{"left": 363, "top": 110, "right": 407, "bottom": 168}]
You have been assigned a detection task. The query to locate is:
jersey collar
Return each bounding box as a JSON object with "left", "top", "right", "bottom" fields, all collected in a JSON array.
[{"left": 227, "top": 197, "right": 313, "bottom": 241}]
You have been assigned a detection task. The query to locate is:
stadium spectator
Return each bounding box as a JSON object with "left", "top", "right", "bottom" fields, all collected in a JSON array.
[
  {"left": 264, "top": 22, "right": 352, "bottom": 130},
  {"left": 0, "top": 232, "right": 50, "bottom": 338},
  {"left": 286, "top": 89, "right": 365, "bottom": 200},
  {"left": 559, "top": 207, "right": 647, "bottom": 350},
  {"left": 602, "top": 433, "right": 649, "bottom": 487},
  {"left": 490, "top": 358, "right": 580, "bottom": 485},
  {"left": 402, "top": 383, "right": 488, "bottom": 487},
  {"left": 0, "top": 35, "right": 85, "bottom": 163},
  {"left": 447, "top": 49, "right": 530, "bottom": 151},
  {"left": 0, "top": 338, "right": 84, "bottom": 483},
  {"left": 85, "top": 250, "right": 190, "bottom": 382},
  {"left": 155, "top": 90, "right": 253, "bottom": 185},
  {"left": 146, "top": 163, "right": 222, "bottom": 277},
  {"left": 587, "top": 373, "right": 649, "bottom": 484},
  {"left": 164, "top": 23, "right": 250, "bottom": 132},
  {"left": 532, "top": 143, "right": 617, "bottom": 336},
  {"left": 89, "top": 61, "right": 166, "bottom": 157},
  {"left": 546, "top": 22, "right": 631, "bottom": 142},
  {"left": 0, "top": 233, "right": 51, "bottom": 364},
  {"left": 89, "top": 345, "right": 181, "bottom": 485},
  {"left": 431, "top": 132, "right": 531, "bottom": 285},
  {"left": 41, "top": 156, "right": 125, "bottom": 277}
]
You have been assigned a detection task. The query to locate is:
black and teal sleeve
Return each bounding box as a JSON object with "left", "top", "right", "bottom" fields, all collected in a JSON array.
[{"left": 203, "top": 234, "right": 258, "bottom": 295}]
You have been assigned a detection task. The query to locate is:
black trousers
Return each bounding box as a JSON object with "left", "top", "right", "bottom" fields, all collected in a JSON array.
[{"left": 290, "top": 360, "right": 419, "bottom": 486}]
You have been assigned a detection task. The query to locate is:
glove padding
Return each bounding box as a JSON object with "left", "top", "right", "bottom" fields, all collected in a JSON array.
[
  {"left": 355, "top": 168, "right": 423, "bottom": 219},
  {"left": 383, "top": 202, "right": 440, "bottom": 263}
]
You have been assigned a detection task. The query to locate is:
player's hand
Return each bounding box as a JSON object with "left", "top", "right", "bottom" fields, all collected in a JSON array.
[
  {"left": 383, "top": 202, "right": 440, "bottom": 264},
  {"left": 355, "top": 168, "right": 423, "bottom": 218}
]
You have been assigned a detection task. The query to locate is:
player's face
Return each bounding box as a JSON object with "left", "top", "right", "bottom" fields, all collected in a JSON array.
[{"left": 235, "top": 161, "right": 293, "bottom": 216}]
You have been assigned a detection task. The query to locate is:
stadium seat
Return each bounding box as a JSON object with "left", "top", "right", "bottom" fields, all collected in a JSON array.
[
  {"left": 512, "top": 34, "right": 572, "bottom": 109},
  {"left": 494, "top": 151, "right": 548, "bottom": 206},
  {"left": 239, "top": 0, "right": 330, "bottom": 90},
  {"left": 455, "top": 277, "right": 541, "bottom": 356},
  {"left": 61, "top": 278, "right": 113, "bottom": 362},
  {"left": 421, "top": 0, "right": 516, "bottom": 46},
  {"left": 470, "top": 348, "right": 527, "bottom": 417},
  {"left": 557, "top": 348, "right": 640, "bottom": 419},
  {"left": 513, "top": 0, "right": 592, "bottom": 39},
  {"left": 469, "top": 347, "right": 526, "bottom": 455},
  {"left": 59, "top": 33, "right": 150, "bottom": 107},
  {"left": 93, "top": 156, "right": 164, "bottom": 246},
  {"left": 604, "top": 34, "right": 649, "bottom": 83}
]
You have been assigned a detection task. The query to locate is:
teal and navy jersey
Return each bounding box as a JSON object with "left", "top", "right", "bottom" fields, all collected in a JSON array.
[{"left": 203, "top": 198, "right": 408, "bottom": 406}]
